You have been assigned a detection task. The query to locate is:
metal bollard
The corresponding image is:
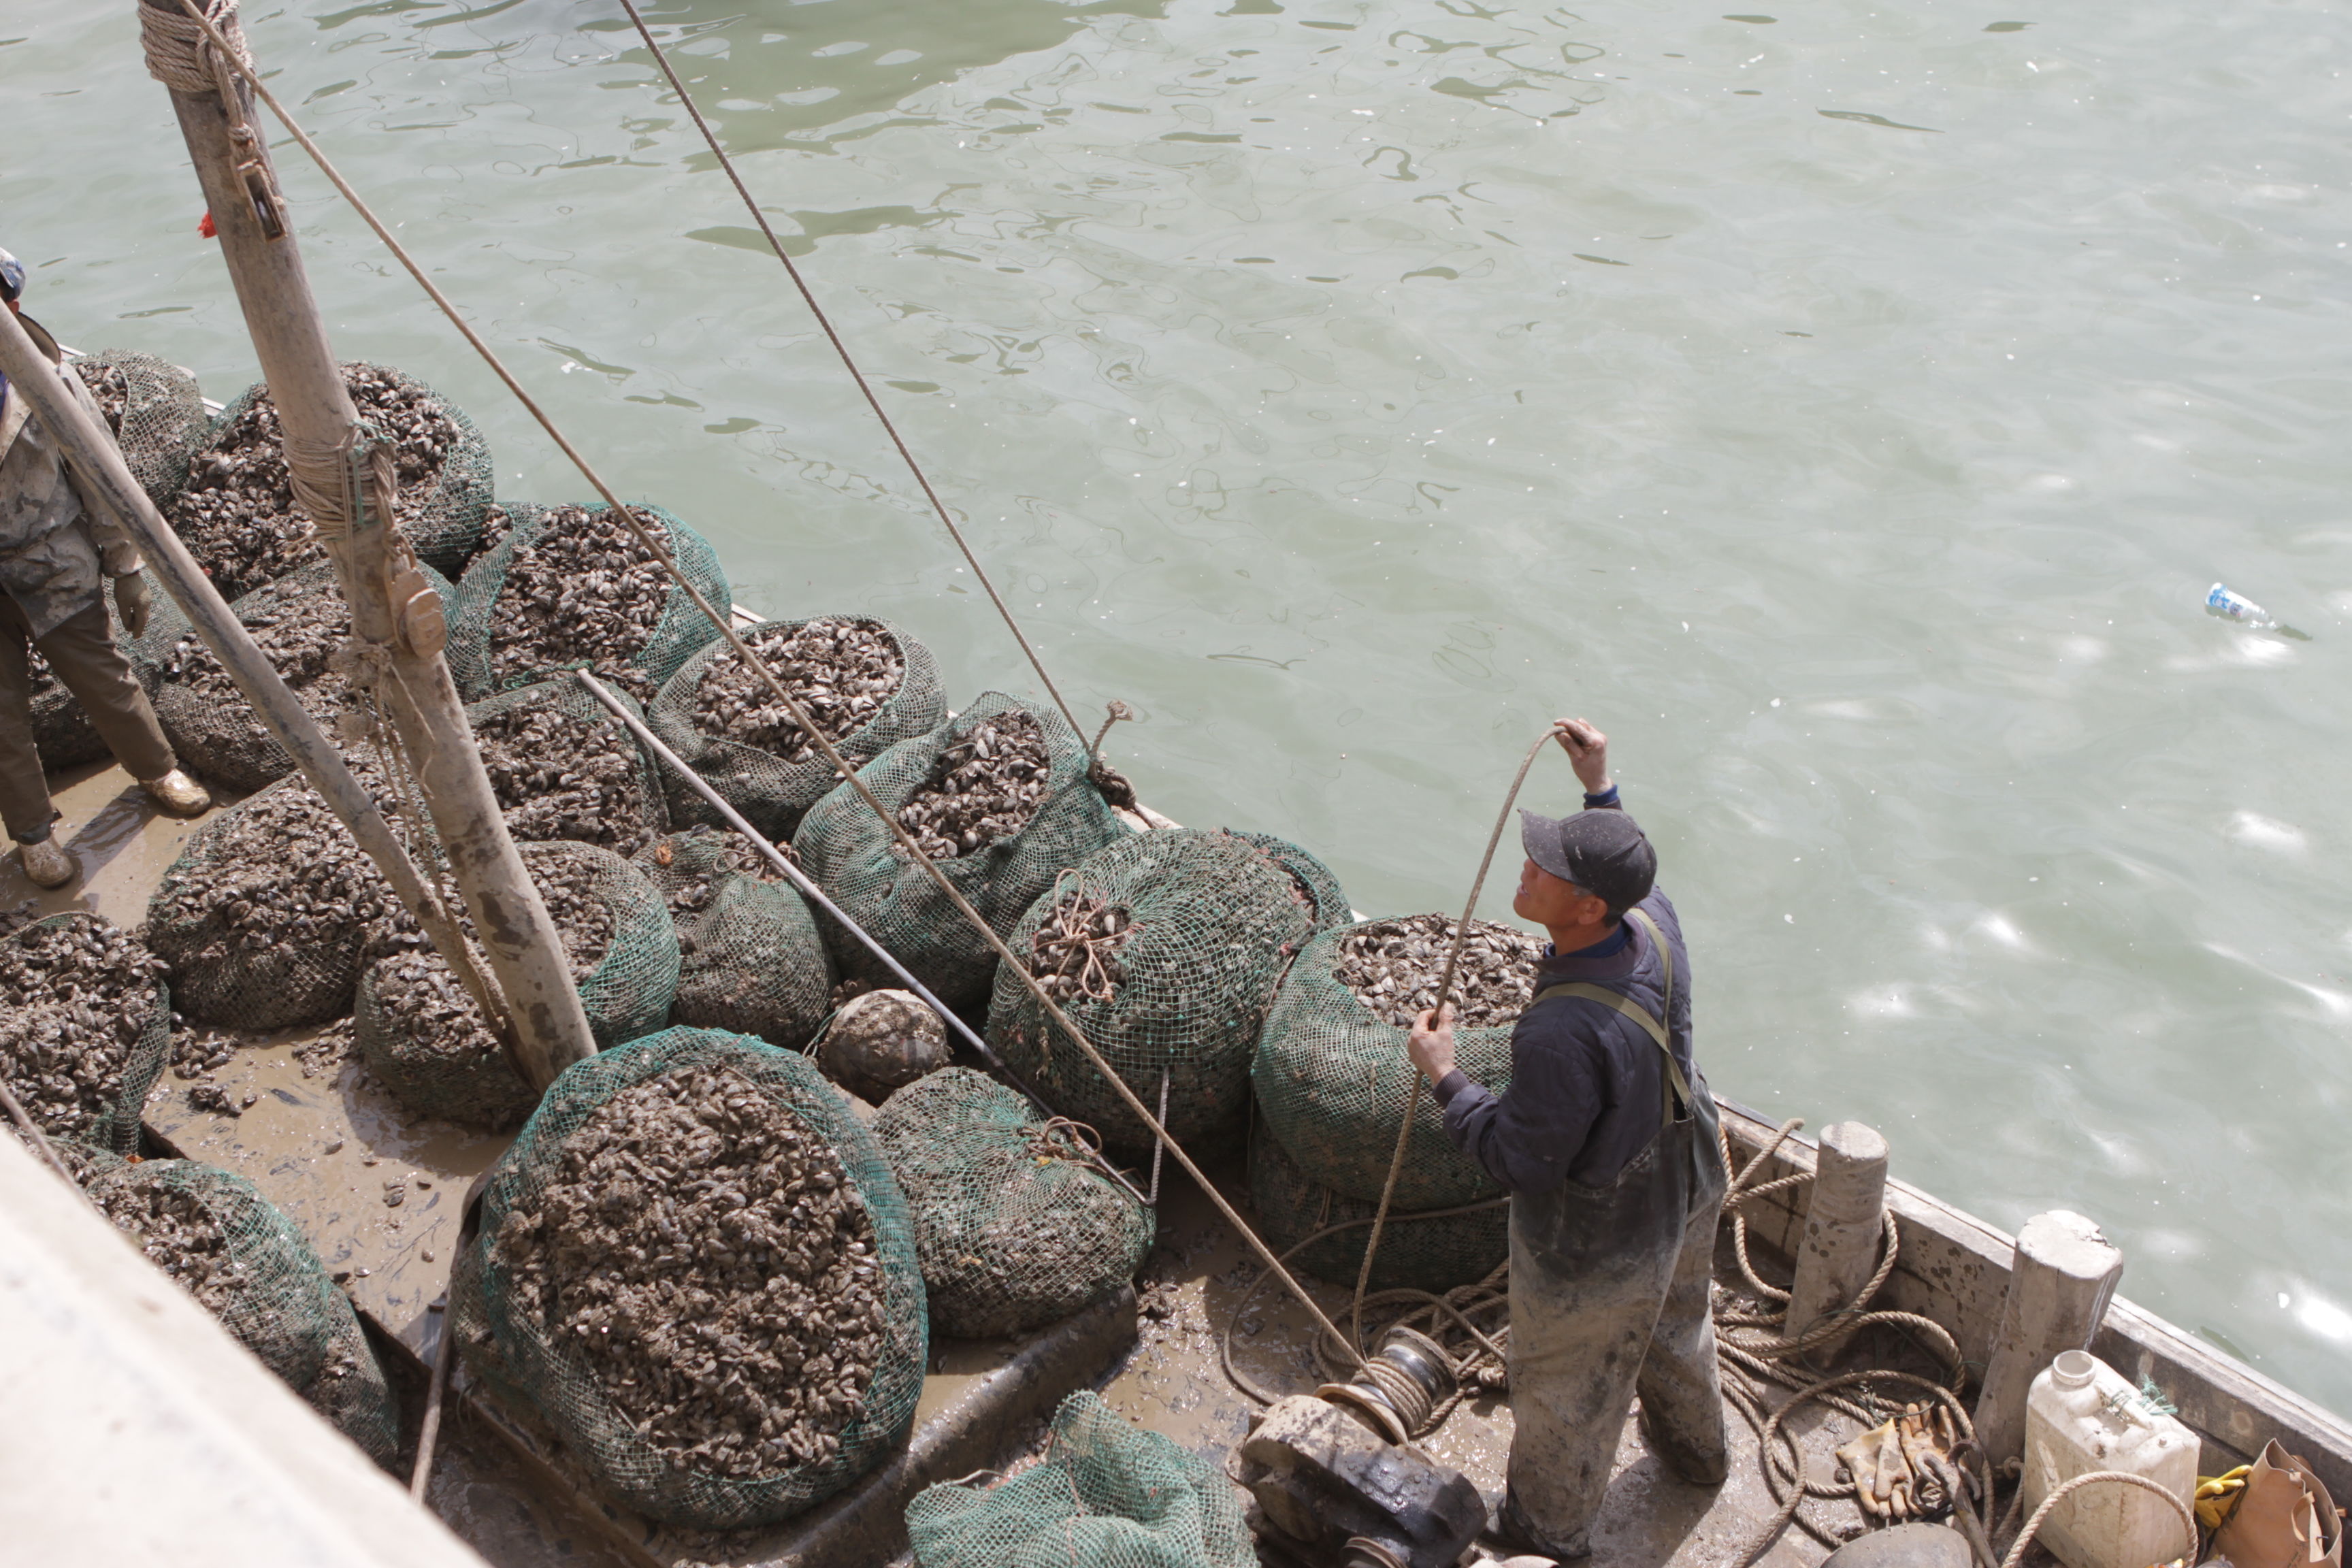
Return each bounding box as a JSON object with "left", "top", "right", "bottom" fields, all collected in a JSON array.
[
  {"left": 1786, "top": 1121, "right": 1891, "bottom": 1353},
  {"left": 1971, "top": 1210, "right": 2125, "bottom": 1469}
]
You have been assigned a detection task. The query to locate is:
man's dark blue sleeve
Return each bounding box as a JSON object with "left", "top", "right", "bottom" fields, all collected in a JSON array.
[{"left": 1438, "top": 1009, "right": 1607, "bottom": 1196}]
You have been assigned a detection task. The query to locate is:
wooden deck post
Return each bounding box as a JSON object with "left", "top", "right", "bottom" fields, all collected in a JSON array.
[
  {"left": 1785, "top": 1120, "right": 1890, "bottom": 1352},
  {"left": 1973, "top": 1210, "right": 2125, "bottom": 1469},
  {"left": 135, "top": 0, "right": 593, "bottom": 1090}
]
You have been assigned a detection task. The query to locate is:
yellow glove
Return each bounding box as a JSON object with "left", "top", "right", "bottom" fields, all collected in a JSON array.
[{"left": 2195, "top": 1465, "right": 2251, "bottom": 1530}]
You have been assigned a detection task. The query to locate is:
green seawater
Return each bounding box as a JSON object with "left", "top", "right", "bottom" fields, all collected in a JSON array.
[{"left": 9, "top": 0, "right": 2350, "bottom": 1413}]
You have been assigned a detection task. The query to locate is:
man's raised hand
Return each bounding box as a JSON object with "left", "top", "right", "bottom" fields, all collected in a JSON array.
[
  {"left": 1407, "top": 1002, "right": 1457, "bottom": 1086},
  {"left": 1555, "top": 716, "right": 1612, "bottom": 796}
]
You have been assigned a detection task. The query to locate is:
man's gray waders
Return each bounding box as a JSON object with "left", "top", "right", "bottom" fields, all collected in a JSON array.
[{"left": 1501, "top": 909, "right": 1730, "bottom": 1556}]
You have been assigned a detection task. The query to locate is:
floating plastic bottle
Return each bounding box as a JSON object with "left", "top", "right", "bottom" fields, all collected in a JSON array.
[
  {"left": 2023, "top": 1350, "right": 2198, "bottom": 1568},
  {"left": 2207, "top": 583, "right": 2313, "bottom": 640}
]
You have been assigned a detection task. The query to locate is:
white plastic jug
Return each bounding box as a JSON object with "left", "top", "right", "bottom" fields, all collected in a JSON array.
[{"left": 2023, "top": 1349, "right": 2198, "bottom": 1568}]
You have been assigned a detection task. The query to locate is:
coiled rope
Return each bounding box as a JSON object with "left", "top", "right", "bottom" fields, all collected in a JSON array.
[{"left": 151, "top": 0, "right": 1375, "bottom": 1379}]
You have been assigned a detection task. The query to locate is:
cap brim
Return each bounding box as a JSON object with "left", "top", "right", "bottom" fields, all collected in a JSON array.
[{"left": 1519, "top": 808, "right": 1577, "bottom": 884}]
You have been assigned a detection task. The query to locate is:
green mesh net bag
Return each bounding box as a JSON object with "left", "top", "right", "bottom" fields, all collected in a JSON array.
[
  {"left": 985, "top": 828, "right": 1331, "bottom": 1158},
  {"left": 142, "top": 770, "right": 412, "bottom": 1032},
  {"left": 445, "top": 502, "right": 730, "bottom": 703},
  {"left": 169, "top": 361, "right": 496, "bottom": 596},
  {"left": 466, "top": 679, "right": 670, "bottom": 857},
  {"left": 0, "top": 913, "right": 172, "bottom": 1156},
  {"left": 356, "top": 840, "right": 683, "bottom": 1128},
  {"left": 632, "top": 828, "right": 835, "bottom": 1050},
  {"left": 1251, "top": 914, "right": 1538, "bottom": 1213},
  {"left": 1247, "top": 1118, "right": 1509, "bottom": 1295},
  {"left": 85, "top": 1158, "right": 402, "bottom": 1468},
  {"left": 131, "top": 559, "right": 455, "bottom": 797},
  {"left": 648, "top": 615, "right": 947, "bottom": 842},
  {"left": 452, "top": 1027, "right": 928, "bottom": 1531},
  {"left": 873, "top": 1067, "right": 1154, "bottom": 1339},
  {"left": 71, "top": 349, "right": 208, "bottom": 511},
  {"left": 792, "top": 693, "right": 1126, "bottom": 1019},
  {"left": 905, "top": 1390, "right": 1254, "bottom": 1568}
]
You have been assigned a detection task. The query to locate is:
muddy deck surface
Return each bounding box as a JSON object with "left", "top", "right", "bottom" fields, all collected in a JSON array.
[{"left": 26, "top": 757, "right": 1880, "bottom": 1568}]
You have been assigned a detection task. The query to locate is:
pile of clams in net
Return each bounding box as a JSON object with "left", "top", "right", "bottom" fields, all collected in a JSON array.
[
  {"left": 495, "top": 1065, "right": 888, "bottom": 1477},
  {"left": 170, "top": 364, "right": 466, "bottom": 600},
  {"left": 896, "top": 710, "right": 1049, "bottom": 860},
  {"left": 1021, "top": 881, "right": 1134, "bottom": 1006},
  {"left": 692, "top": 616, "right": 904, "bottom": 760},
  {"left": 474, "top": 699, "right": 661, "bottom": 855},
  {"left": 150, "top": 573, "right": 361, "bottom": 735},
  {"left": 88, "top": 1177, "right": 244, "bottom": 1317},
  {"left": 365, "top": 846, "right": 617, "bottom": 1071},
  {"left": 647, "top": 831, "right": 783, "bottom": 924},
  {"left": 1334, "top": 915, "right": 1544, "bottom": 1029},
  {"left": 0, "top": 918, "right": 165, "bottom": 1143},
  {"left": 147, "top": 779, "right": 406, "bottom": 969},
  {"left": 484, "top": 505, "right": 674, "bottom": 699}
]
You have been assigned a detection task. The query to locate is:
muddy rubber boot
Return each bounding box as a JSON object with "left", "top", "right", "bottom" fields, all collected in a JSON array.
[
  {"left": 139, "top": 768, "right": 211, "bottom": 817},
  {"left": 18, "top": 835, "right": 73, "bottom": 888},
  {"left": 1639, "top": 1399, "right": 1729, "bottom": 1486},
  {"left": 1488, "top": 1492, "right": 1589, "bottom": 1563}
]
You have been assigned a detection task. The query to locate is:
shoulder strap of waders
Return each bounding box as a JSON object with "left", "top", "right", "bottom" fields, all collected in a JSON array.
[{"left": 1532, "top": 909, "right": 1690, "bottom": 1130}]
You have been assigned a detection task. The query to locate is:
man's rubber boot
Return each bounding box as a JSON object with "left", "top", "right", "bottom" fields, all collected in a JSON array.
[
  {"left": 18, "top": 836, "right": 73, "bottom": 888},
  {"left": 1639, "top": 1401, "right": 1729, "bottom": 1487},
  {"left": 139, "top": 768, "right": 210, "bottom": 817},
  {"left": 1487, "top": 1491, "right": 1589, "bottom": 1563}
]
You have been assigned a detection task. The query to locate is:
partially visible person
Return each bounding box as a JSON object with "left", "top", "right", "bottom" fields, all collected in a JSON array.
[
  {"left": 0, "top": 244, "right": 208, "bottom": 887},
  {"left": 1407, "top": 717, "right": 1726, "bottom": 1561}
]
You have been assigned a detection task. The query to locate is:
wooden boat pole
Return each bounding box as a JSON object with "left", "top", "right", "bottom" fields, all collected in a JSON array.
[
  {"left": 135, "top": 0, "right": 593, "bottom": 1089},
  {"left": 0, "top": 306, "right": 511, "bottom": 1037}
]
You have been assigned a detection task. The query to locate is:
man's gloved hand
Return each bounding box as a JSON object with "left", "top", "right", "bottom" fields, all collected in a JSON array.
[{"left": 112, "top": 570, "right": 152, "bottom": 638}]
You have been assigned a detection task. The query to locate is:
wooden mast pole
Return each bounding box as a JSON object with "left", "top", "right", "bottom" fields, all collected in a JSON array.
[{"left": 135, "top": 0, "right": 594, "bottom": 1089}]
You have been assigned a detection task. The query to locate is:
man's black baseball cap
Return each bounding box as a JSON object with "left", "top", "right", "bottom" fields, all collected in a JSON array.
[{"left": 1520, "top": 807, "right": 1656, "bottom": 915}]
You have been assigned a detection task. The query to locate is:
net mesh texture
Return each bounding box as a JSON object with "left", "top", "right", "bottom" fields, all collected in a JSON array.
[
  {"left": 987, "top": 828, "right": 1341, "bottom": 1158},
  {"left": 445, "top": 502, "right": 729, "bottom": 702},
  {"left": 904, "top": 1390, "right": 1254, "bottom": 1568},
  {"left": 791, "top": 692, "right": 1126, "bottom": 1019},
  {"left": 71, "top": 348, "right": 209, "bottom": 510},
  {"left": 465, "top": 679, "right": 670, "bottom": 857},
  {"left": 85, "top": 1158, "right": 402, "bottom": 1468},
  {"left": 132, "top": 559, "right": 454, "bottom": 797},
  {"left": 633, "top": 828, "right": 836, "bottom": 1051},
  {"left": 649, "top": 614, "right": 947, "bottom": 841},
  {"left": 142, "top": 770, "right": 412, "bottom": 1032},
  {"left": 0, "top": 913, "right": 172, "bottom": 1156},
  {"left": 454, "top": 1027, "right": 927, "bottom": 1531},
  {"left": 1250, "top": 915, "right": 1530, "bottom": 1213},
  {"left": 874, "top": 1067, "right": 1154, "bottom": 1340},
  {"left": 355, "top": 839, "right": 682, "bottom": 1127},
  {"left": 1247, "top": 1116, "right": 1509, "bottom": 1295},
  {"left": 170, "top": 361, "right": 496, "bottom": 595}
]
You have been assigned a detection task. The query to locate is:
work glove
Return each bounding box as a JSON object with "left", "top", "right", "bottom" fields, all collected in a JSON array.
[{"left": 112, "top": 570, "right": 152, "bottom": 638}]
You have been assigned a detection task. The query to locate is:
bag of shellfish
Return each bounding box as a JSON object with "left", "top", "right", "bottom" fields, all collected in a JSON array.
[
  {"left": 648, "top": 614, "right": 946, "bottom": 841},
  {"left": 444, "top": 501, "right": 729, "bottom": 704},
  {"left": 791, "top": 693, "right": 1126, "bottom": 1019},
  {"left": 0, "top": 913, "right": 172, "bottom": 1156},
  {"left": 1247, "top": 1115, "right": 1509, "bottom": 1295},
  {"left": 356, "top": 839, "right": 682, "bottom": 1129},
  {"left": 168, "top": 361, "right": 496, "bottom": 595},
  {"left": 1250, "top": 914, "right": 1539, "bottom": 1214},
  {"left": 132, "top": 559, "right": 454, "bottom": 796},
  {"left": 633, "top": 827, "right": 835, "bottom": 1051},
  {"left": 874, "top": 1067, "right": 1152, "bottom": 1339},
  {"left": 904, "top": 1390, "right": 1254, "bottom": 1568},
  {"left": 466, "top": 679, "right": 670, "bottom": 858},
  {"left": 83, "top": 1157, "right": 402, "bottom": 1469},
  {"left": 986, "top": 828, "right": 1345, "bottom": 1157},
  {"left": 70, "top": 348, "right": 208, "bottom": 512},
  {"left": 144, "top": 768, "right": 414, "bottom": 1032},
  {"left": 452, "top": 1026, "right": 927, "bottom": 1530}
]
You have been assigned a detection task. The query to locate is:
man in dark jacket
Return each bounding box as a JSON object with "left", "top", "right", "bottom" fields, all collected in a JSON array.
[
  {"left": 0, "top": 246, "right": 209, "bottom": 887},
  {"left": 1407, "top": 717, "right": 1726, "bottom": 1561}
]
